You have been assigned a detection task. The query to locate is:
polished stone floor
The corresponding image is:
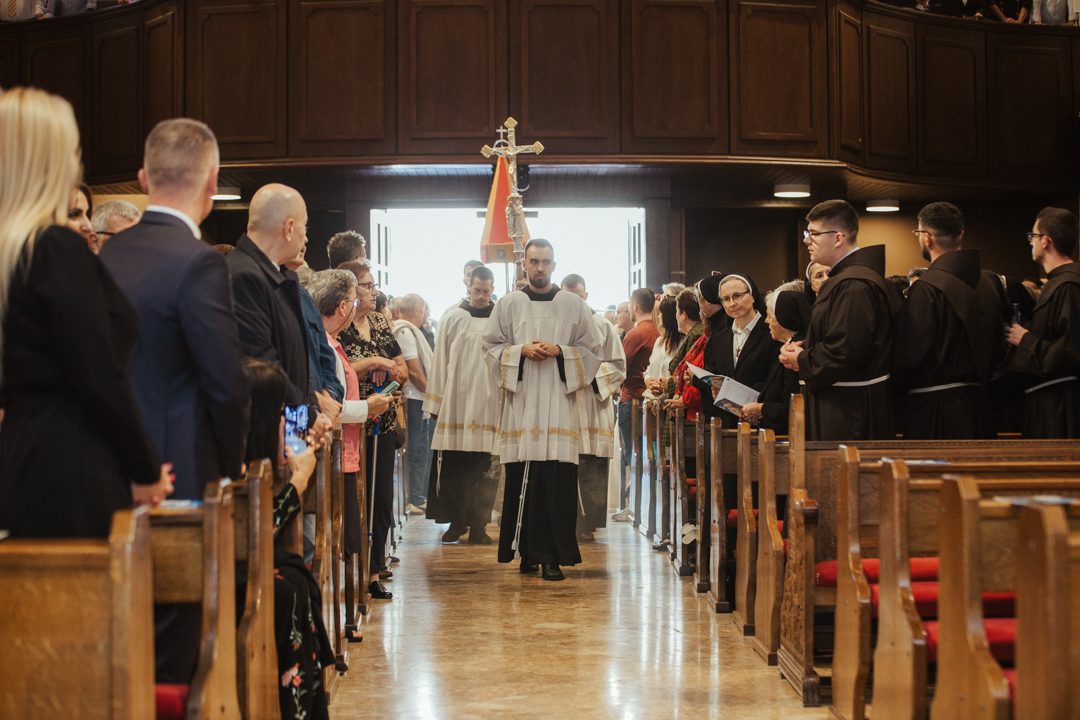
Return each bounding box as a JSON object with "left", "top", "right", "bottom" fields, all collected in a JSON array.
[{"left": 331, "top": 519, "right": 831, "bottom": 719}]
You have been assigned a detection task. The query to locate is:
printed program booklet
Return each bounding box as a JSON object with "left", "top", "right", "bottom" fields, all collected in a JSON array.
[{"left": 686, "top": 363, "right": 760, "bottom": 416}]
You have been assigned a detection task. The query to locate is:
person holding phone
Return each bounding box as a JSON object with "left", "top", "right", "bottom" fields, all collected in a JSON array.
[{"left": 335, "top": 260, "right": 406, "bottom": 599}]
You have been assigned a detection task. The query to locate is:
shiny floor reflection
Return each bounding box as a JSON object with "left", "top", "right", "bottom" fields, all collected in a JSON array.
[{"left": 331, "top": 519, "right": 831, "bottom": 719}]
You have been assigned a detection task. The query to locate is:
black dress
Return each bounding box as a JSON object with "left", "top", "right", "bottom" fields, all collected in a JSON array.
[{"left": 0, "top": 226, "right": 160, "bottom": 539}]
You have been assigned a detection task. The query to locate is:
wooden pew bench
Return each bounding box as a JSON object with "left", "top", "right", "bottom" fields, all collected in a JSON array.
[
  {"left": 666, "top": 408, "right": 698, "bottom": 577},
  {"left": 830, "top": 455, "right": 1080, "bottom": 720},
  {"left": 780, "top": 394, "right": 1080, "bottom": 706},
  {"left": 0, "top": 508, "right": 155, "bottom": 719},
  {"left": 931, "top": 478, "right": 1080, "bottom": 720}
]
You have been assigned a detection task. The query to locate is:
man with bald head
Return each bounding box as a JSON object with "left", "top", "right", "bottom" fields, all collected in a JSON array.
[
  {"left": 99, "top": 118, "right": 251, "bottom": 687},
  {"left": 227, "top": 183, "right": 333, "bottom": 441}
]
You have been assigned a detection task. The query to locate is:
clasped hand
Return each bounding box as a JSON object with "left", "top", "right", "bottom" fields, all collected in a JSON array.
[
  {"left": 522, "top": 341, "right": 561, "bottom": 361},
  {"left": 1005, "top": 323, "right": 1028, "bottom": 347},
  {"left": 779, "top": 340, "right": 804, "bottom": 371}
]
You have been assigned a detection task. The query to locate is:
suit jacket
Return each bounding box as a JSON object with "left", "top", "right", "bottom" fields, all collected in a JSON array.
[
  {"left": 0, "top": 226, "right": 161, "bottom": 539},
  {"left": 99, "top": 211, "right": 250, "bottom": 500},
  {"left": 696, "top": 315, "right": 781, "bottom": 427},
  {"left": 227, "top": 235, "right": 316, "bottom": 416}
]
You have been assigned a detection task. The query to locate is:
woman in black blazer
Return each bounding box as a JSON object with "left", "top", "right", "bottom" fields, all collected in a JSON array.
[
  {"left": 741, "top": 287, "right": 813, "bottom": 434},
  {"left": 0, "top": 88, "right": 172, "bottom": 540},
  {"left": 698, "top": 273, "right": 781, "bottom": 429}
]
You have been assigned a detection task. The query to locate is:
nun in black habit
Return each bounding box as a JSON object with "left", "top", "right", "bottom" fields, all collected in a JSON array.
[{"left": 740, "top": 288, "right": 812, "bottom": 435}]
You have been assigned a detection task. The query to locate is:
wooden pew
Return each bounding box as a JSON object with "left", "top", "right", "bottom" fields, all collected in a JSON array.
[
  {"left": 931, "top": 478, "right": 1080, "bottom": 720},
  {"left": 644, "top": 401, "right": 659, "bottom": 541},
  {"left": 328, "top": 432, "right": 348, "bottom": 670},
  {"left": 149, "top": 480, "right": 243, "bottom": 720},
  {"left": 632, "top": 398, "right": 644, "bottom": 531},
  {"left": 653, "top": 401, "right": 671, "bottom": 546},
  {"left": 734, "top": 422, "right": 756, "bottom": 634},
  {"left": 831, "top": 455, "right": 1080, "bottom": 720},
  {"left": 706, "top": 418, "right": 737, "bottom": 613},
  {"left": 669, "top": 408, "right": 695, "bottom": 576},
  {"left": 345, "top": 433, "right": 370, "bottom": 624},
  {"left": 779, "top": 393, "right": 1080, "bottom": 706},
  {"left": 233, "top": 460, "right": 277, "bottom": 720},
  {"left": 0, "top": 509, "right": 155, "bottom": 719},
  {"left": 306, "top": 440, "right": 340, "bottom": 700},
  {"left": 753, "top": 427, "right": 788, "bottom": 664},
  {"left": 1014, "top": 501, "right": 1080, "bottom": 720},
  {"left": 694, "top": 414, "right": 710, "bottom": 593}
]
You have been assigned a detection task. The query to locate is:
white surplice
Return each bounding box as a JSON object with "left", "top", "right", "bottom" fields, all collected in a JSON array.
[
  {"left": 483, "top": 288, "right": 604, "bottom": 464},
  {"left": 575, "top": 312, "right": 627, "bottom": 458},
  {"left": 423, "top": 302, "right": 502, "bottom": 454}
]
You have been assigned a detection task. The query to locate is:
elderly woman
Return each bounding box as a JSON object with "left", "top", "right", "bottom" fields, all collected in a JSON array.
[
  {"left": 805, "top": 261, "right": 829, "bottom": 300},
  {"left": 695, "top": 273, "right": 780, "bottom": 429},
  {"left": 308, "top": 269, "right": 393, "bottom": 609},
  {"left": 740, "top": 283, "right": 811, "bottom": 433},
  {"left": 337, "top": 260, "right": 407, "bottom": 600},
  {"left": 0, "top": 88, "right": 173, "bottom": 539}
]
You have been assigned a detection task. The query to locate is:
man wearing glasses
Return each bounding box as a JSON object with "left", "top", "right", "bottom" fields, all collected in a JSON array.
[
  {"left": 892, "top": 202, "right": 1007, "bottom": 440},
  {"left": 779, "top": 199, "right": 899, "bottom": 441},
  {"left": 1006, "top": 208, "right": 1080, "bottom": 438},
  {"left": 90, "top": 199, "right": 141, "bottom": 254}
]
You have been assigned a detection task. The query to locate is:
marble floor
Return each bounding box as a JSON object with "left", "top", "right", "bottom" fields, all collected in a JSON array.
[{"left": 331, "top": 519, "right": 831, "bottom": 720}]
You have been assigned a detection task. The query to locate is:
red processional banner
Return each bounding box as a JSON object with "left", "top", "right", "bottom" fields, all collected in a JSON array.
[{"left": 480, "top": 155, "right": 529, "bottom": 264}]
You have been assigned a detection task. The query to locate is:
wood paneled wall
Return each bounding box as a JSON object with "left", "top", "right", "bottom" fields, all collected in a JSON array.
[{"left": 2, "top": 0, "right": 1079, "bottom": 193}]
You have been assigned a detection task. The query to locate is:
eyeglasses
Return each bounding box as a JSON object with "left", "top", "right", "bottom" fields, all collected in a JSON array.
[
  {"left": 1027, "top": 232, "right": 1049, "bottom": 242},
  {"left": 357, "top": 281, "right": 378, "bottom": 291},
  {"left": 803, "top": 229, "right": 840, "bottom": 239},
  {"left": 912, "top": 230, "right": 933, "bottom": 237},
  {"left": 721, "top": 291, "right": 749, "bottom": 305}
]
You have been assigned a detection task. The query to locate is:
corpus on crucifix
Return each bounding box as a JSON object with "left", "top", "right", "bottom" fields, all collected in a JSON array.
[{"left": 481, "top": 118, "right": 544, "bottom": 262}]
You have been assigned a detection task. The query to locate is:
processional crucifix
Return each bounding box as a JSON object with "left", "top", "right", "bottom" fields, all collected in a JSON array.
[{"left": 481, "top": 117, "right": 544, "bottom": 263}]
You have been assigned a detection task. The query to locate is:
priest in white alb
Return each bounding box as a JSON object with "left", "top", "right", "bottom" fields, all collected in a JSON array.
[
  {"left": 561, "top": 274, "right": 626, "bottom": 540},
  {"left": 423, "top": 266, "right": 503, "bottom": 545},
  {"left": 483, "top": 239, "right": 604, "bottom": 581}
]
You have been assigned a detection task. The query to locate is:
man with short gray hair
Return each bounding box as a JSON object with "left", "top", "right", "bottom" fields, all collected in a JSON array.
[
  {"left": 90, "top": 199, "right": 141, "bottom": 254},
  {"left": 396, "top": 293, "right": 435, "bottom": 512},
  {"left": 99, "top": 117, "right": 250, "bottom": 687}
]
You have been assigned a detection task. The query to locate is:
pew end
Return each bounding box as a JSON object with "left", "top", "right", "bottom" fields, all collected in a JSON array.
[{"left": 752, "top": 427, "right": 787, "bottom": 666}]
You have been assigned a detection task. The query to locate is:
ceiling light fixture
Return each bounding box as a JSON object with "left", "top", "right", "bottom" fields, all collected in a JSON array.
[
  {"left": 774, "top": 183, "right": 811, "bottom": 198},
  {"left": 866, "top": 199, "right": 900, "bottom": 212},
  {"left": 212, "top": 186, "right": 241, "bottom": 201}
]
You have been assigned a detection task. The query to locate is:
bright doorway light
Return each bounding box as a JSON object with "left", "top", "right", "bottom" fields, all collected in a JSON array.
[{"left": 373, "top": 207, "right": 642, "bottom": 318}]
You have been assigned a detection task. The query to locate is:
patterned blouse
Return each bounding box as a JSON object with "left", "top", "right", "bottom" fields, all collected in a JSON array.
[
  {"left": 339, "top": 311, "right": 403, "bottom": 435},
  {"left": 272, "top": 483, "right": 302, "bottom": 541}
]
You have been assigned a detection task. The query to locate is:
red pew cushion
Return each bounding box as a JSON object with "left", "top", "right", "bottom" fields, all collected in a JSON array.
[
  {"left": 869, "top": 583, "right": 1016, "bottom": 620},
  {"left": 924, "top": 617, "right": 1016, "bottom": 663},
  {"left": 155, "top": 684, "right": 189, "bottom": 720},
  {"left": 1003, "top": 668, "right": 1017, "bottom": 705},
  {"left": 687, "top": 478, "right": 697, "bottom": 503},
  {"left": 815, "top": 557, "right": 940, "bottom": 588},
  {"left": 726, "top": 508, "right": 784, "bottom": 533}
]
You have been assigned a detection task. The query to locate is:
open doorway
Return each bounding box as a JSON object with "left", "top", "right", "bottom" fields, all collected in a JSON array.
[{"left": 371, "top": 207, "right": 645, "bottom": 316}]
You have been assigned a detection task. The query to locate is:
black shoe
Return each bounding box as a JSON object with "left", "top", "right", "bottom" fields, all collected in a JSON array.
[
  {"left": 368, "top": 580, "right": 393, "bottom": 600},
  {"left": 389, "top": 556, "right": 400, "bottom": 564},
  {"left": 542, "top": 563, "right": 565, "bottom": 581},
  {"left": 652, "top": 541, "right": 669, "bottom": 552},
  {"left": 519, "top": 560, "right": 539, "bottom": 573},
  {"left": 578, "top": 531, "right": 594, "bottom": 542},
  {"left": 441, "top": 522, "right": 467, "bottom": 543},
  {"left": 468, "top": 531, "right": 493, "bottom": 545}
]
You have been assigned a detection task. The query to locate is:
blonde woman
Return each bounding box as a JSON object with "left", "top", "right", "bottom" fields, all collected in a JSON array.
[{"left": 0, "top": 88, "right": 173, "bottom": 539}]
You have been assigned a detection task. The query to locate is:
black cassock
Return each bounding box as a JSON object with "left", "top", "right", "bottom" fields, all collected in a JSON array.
[
  {"left": 801, "top": 245, "right": 901, "bottom": 441},
  {"left": 425, "top": 450, "right": 501, "bottom": 531},
  {"left": 1008, "top": 262, "right": 1080, "bottom": 439},
  {"left": 498, "top": 461, "right": 582, "bottom": 566},
  {"left": 893, "top": 249, "right": 1007, "bottom": 439}
]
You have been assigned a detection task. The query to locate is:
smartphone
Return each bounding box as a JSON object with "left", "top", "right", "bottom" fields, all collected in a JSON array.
[
  {"left": 379, "top": 381, "right": 400, "bottom": 396},
  {"left": 1012, "top": 303, "right": 1021, "bottom": 326},
  {"left": 283, "top": 404, "right": 308, "bottom": 457}
]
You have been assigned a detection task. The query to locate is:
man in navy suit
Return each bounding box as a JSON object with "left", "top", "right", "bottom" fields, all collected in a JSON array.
[{"left": 99, "top": 118, "right": 251, "bottom": 686}]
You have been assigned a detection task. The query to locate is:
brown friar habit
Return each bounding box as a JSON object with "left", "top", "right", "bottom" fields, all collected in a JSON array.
[
  {"left": 1008, "top": 262, "right": 1080, "bottom": 439},
  {"left": 801, "top": 245, "right": 900, "bottom": 441},
  {"left": 893, "top": 249, "right": 1007, "bottom": 439}
]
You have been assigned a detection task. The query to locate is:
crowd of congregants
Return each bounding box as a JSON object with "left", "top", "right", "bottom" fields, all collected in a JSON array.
[{"left": 3, "top": 86, "right": 1080, "bottom": 720}]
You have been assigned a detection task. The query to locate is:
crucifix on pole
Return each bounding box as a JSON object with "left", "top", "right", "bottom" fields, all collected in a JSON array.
[{"left": 481, "top": 117, "right": 544, "bottom": 264}]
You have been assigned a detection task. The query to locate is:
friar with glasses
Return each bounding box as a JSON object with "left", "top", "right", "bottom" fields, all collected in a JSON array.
[
  {"left": 892, "top": 202, "right": 1009, "bottom": 440},
  {"left": 1006, "top": 207, "right": 1080, "bottom": 439},
  {"left": 424, "top": 265, "right": 505, "bottom": 545},
  {"left": 779, "top": 199, "right": 901, "bottom": 441},
  {"left": 483, "top": 239, "right": 604, "bottom": 581}
]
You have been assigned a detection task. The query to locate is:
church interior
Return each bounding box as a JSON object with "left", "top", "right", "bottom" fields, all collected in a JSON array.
[{"left": 2, "top": 0, "right": 1080, "bottom": 717}]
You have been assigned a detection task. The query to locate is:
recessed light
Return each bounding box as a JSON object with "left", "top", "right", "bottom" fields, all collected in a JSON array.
[
  {"left": 774, "top": 183, "right": 811, "bottom": 198},
  {"left": 212, "top": 186, "right": 241, "bottom": 201},
  {"left": 866, "top": 199, "right": 900, "bottom": 212}
]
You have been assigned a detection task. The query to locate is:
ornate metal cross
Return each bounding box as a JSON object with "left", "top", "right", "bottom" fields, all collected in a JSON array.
[{"left": 481, "top": 117, "right": 544, "bottom": 260}]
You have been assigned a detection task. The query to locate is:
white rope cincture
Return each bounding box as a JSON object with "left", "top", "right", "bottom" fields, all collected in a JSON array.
[
  {"left": 436, "top": 450, "right": 444, "bottom": 496},
  {"left": 512, "top": 460, "right": 531, "bottom": 560}
]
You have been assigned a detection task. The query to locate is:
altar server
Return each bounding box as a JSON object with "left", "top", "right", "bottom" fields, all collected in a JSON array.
[
  {"left": 562, "top": 274, "right": 626, "bottom": 539},
  {"left": 424, "top": 266, "right": 503, "bottom": 545},
  {"left": 483, "top": 239, "right": 603, "bottom": 581}
]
